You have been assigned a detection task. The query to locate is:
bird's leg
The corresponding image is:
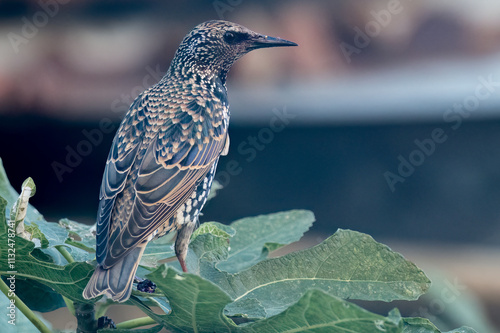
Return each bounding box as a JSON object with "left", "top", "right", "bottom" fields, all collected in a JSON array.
[{"left": 175, "top": 222, "right": 197, "bottom": 273}]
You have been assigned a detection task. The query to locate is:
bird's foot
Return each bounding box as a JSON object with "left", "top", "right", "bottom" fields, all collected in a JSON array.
[
  {"left": 97, "top": 316, "right": 116, "bottom": 329},
  {"left": 179, "top": 258, "right": 188, "bottom": 273},
  {"left": 135, "top": 277, "right": 157, "bottom": 293}
]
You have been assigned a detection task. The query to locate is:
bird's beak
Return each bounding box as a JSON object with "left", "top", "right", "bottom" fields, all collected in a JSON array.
[{"left": 248, "top": 34, "right": 298, "bottom": 50}]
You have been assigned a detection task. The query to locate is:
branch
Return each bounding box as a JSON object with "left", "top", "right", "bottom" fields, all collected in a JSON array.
[
  {"left": 56, "top": 245, "right": 75, "bottom": 263},
  {"left": 116, "top": 316, "right": 157, "bottom": 329},
  {"left": 55, "top": 245, "right": 77, "bottom": 316},
  {"left": 75, "top": 302, "right": 98, "bottom": 333}
]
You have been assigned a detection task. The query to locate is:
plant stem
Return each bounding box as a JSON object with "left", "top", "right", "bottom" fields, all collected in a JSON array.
[
  {"left": 74, "top": 302, "right": 97, "bottom": 333},
  {"left": 55, "top": 245, "right": 77, "bottom": 317},
  {"left": 0, "top": 278, "right": 52, "bottom": 333},
  {"left": 63, "top": 295, "right": 76, "bottom": 316},
  {"left": 54, "top": 247, "right": 99, "bottom": 333},
  {"left": 116, "top": 316, "right": 157, "bottom": 329},
  {"left": 95, "top": 299, "right": 114, "bottom": 319},
  {"left": 56, "top": 245, "right": 75, "bottom": 263}
]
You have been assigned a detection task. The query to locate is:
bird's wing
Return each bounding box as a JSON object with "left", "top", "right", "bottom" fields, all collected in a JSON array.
[
  {"left": 95, "top": 96, "right": 145, "bottom": 264},
  {"left": 97, "top": 93, "right": 228, "bottom": 268}
]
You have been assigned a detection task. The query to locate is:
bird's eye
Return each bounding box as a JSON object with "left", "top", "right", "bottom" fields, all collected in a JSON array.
[{"left": 223, "top": 32, "right": 237, "bottom": 44}]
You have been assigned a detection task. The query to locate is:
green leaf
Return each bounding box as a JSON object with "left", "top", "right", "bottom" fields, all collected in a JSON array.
[
  {"left": 0, "top": 159, "right": 44, "bottom": 223},
  {"left": 226, "top": 298, "right": 266, "bottom": 319},
  {"left": 0, "top": 171, "right": 94, "bottom": 304},
  {"left": 442, "top": 328, "right": 478, "bottom": 333},
  {"left": 0, "top": 163, "right": 68, "bottom": 250},
  {"left": 187, "top": 222, "right": 235, "bottom": 269},
  {"left": 242, "top": 289, "right": 403, "bottom": 333},
  {"left": 403, "top": 317, "right": 478, "bottom": 333},
  {"left": 10, "top": 177, "right": 36, "bottom": 228},
  {"left": 141, "top": 222, "right": 235, "bottom": 269},
  {"left": 206, "top": 229, "right": 430, "bottom": 318},
  {"left": 59, "top": 218, "right": 96, "bottom": 250},
  {"left": 0, "top": 159, "right": 478, "bottom": 333},
  {"left": 26, "top": 219, "right": 69, "bottom": 249},
  {"left": 58, "top": 218, "right": 96, "bottom": 262},
  {"left": 6, "top": 277, "right": 65, "bottom": 312},
  {"left": 0, "top": 196, "right": 8, "bottom": 235},
  {"left": 164, "top": 231, "right": 234, "bottom": 273},
  {"left": 192, "top": 221, "right": 236, "bottom": 240},
  {"left": 132, "top": 266, "right": 238, "bottom": 333},
  {"left": 23, "top": 222, "right": 46, "bottom": 247},
  {"left": 139, "top": 268, "right": 410, "bottom": 333},
  {"left": 131, "top": 294, "right": 171, "bottom": 315},
  {"left": 189, "top": 233, "right": 230, "bottom": 265},
  {"left": 0, "top": 290, "right": 53, "bottom": 333},
  {"left": 65, "top": 238, "right": 95, "bottom": 254},
  {"left": 403, "top": 317, "right": 441, "bottom": 333},
  {"left": 21, "top": 178, "right": 36, "bottom": 196},
  {"left": 141, "top": 233, "right": 175, "bottom": 267},
  {"left": 217, "top": 210, "right": 315, "bottom": 273},
  {"left": 10, "top": 176, "right": 38, "bottom": 240},
  {"left": 60, "top": 243, "right": 95, "bottom": 263},
  {"left": 40, "top": 245, "right": 93, "bottom": 266},
  {"left": 0, "top": 159, "right": 22, "bottom": 204},
  {"left": 0, "top": 234, "right": 95, "bottom": 303}
]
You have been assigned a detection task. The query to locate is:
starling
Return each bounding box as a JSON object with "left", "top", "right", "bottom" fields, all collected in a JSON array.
[{"left": 83, "top": 20, "right": 297, "bottom": 302}]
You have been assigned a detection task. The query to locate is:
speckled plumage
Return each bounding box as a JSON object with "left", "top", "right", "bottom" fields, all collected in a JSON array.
[{"left": 83, "top": 20, "right": 296, "bottom": 302}]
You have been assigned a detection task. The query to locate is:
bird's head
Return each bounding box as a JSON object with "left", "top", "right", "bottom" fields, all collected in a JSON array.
[{"left": 169, "top": 20, "right": 297, "bottom": 83}]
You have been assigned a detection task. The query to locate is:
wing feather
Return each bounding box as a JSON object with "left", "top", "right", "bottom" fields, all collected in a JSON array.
[
  {"left": 103, "top": 140, "right": 223, "bottom": 266},
  {"left": 95, "top": 95, "right": 147, "bottom": 263},
  {"left": 98, "top": 93, "right": 228, "bottom": 268}
]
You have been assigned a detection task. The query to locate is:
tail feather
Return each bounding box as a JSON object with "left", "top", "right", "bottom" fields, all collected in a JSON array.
[{"left": 83, "top": 243, "right": 146, "bottom": 302}]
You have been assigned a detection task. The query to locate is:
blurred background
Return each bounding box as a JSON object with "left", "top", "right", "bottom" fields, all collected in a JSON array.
[{"left": 1, "top": 0, "right": 499, "bottom": 331}]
